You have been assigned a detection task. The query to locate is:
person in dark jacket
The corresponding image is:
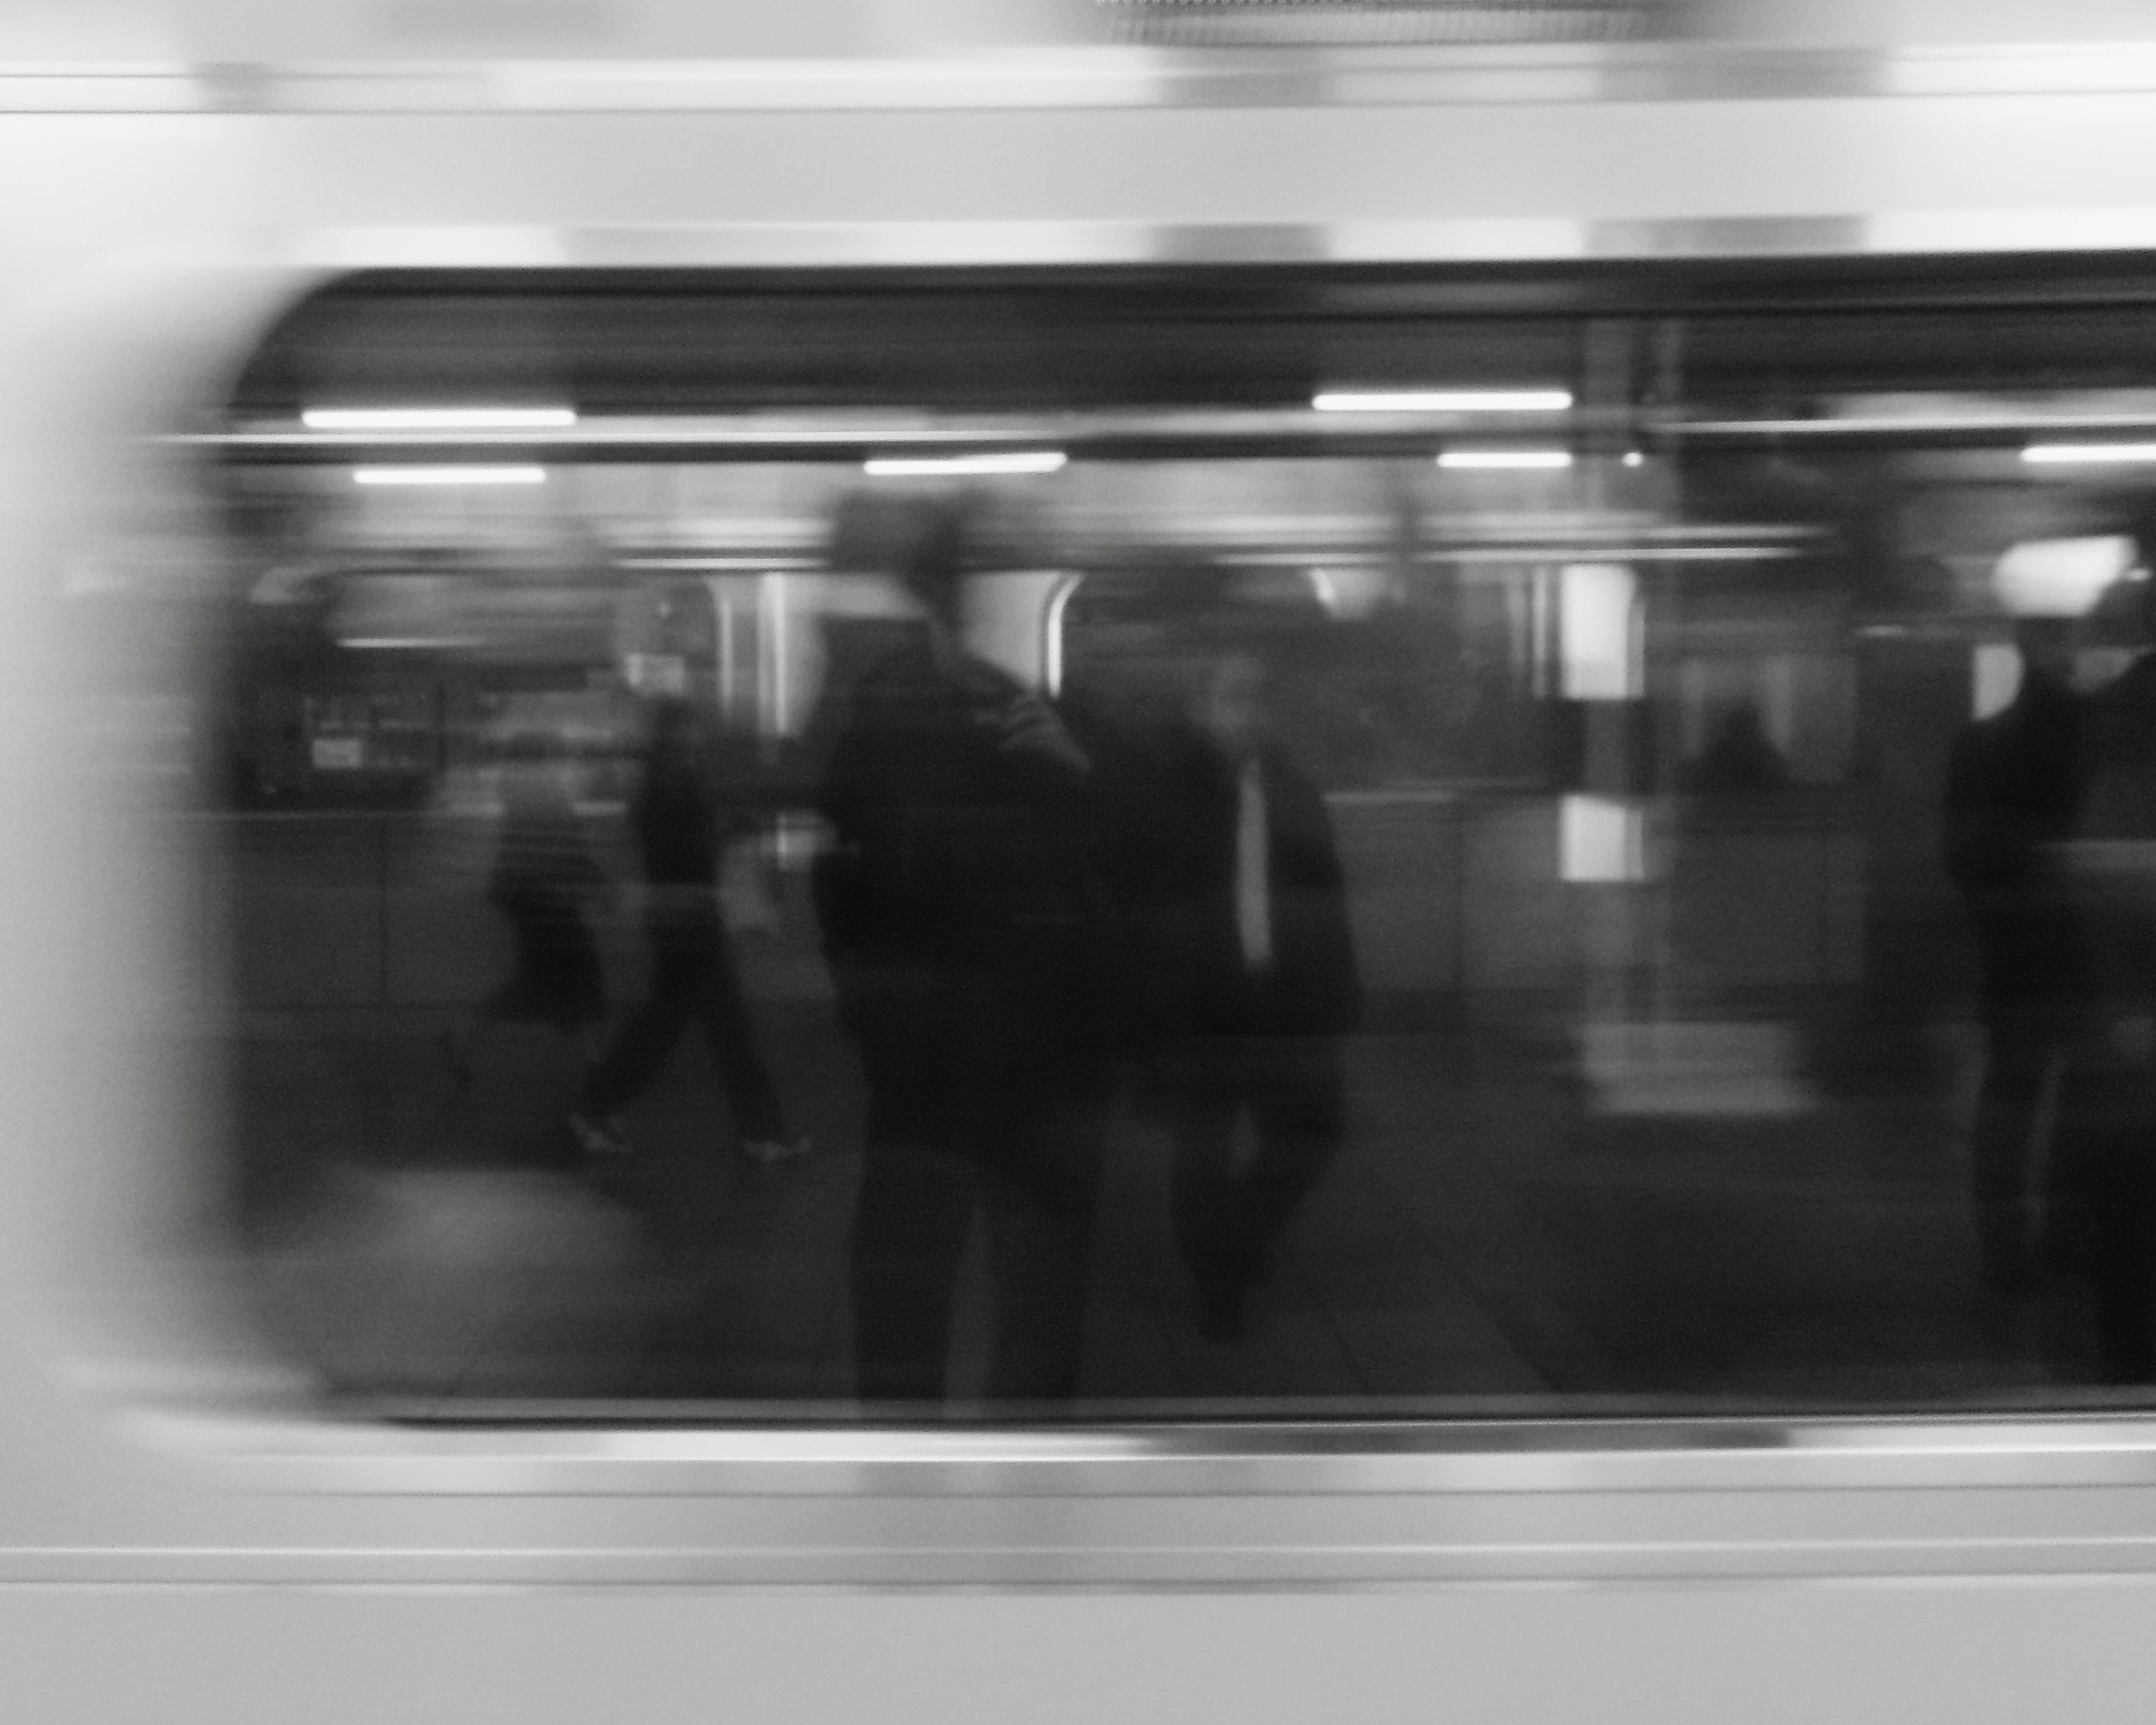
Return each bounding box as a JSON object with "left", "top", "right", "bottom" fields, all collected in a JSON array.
[
  {"left": 570, "top": 696, "right": 805, "bottom": 1169},
  {"left": 1943, "top": 618, "right": 2085, "bottom": 1296},
  {"left": 814, "top": 492, "right": 1122, "bottom": 1406},
  {"left": 1146, "top": 649, "right": 1360, "bottom": 1339},
  {"left": 2051, "top": 582, "right": 2156, "bottom": 1379}
]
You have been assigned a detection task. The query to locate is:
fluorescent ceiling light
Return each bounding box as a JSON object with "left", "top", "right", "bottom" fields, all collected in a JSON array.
[
  {"left": 305, "top": 407, "right": 577, "bottom": 431},
  {"left": 616, "top": 556, "right": 820, "bottom": 571},
  {"left": 1314, "top": 390, "right": 1572, "bottom": 413},
  {"left": 341, "top": 637, "right": 489, "bottom": 650},
  {"left": 862, "top": 451, "right": 1066, "bottom": 476},
  {"left": 1438, "top": 449, "right": 1573, "bottom": 469},
  {"left": 2022, "top": 442, "right": 2156, "bottom": 464},
  {"left": 1435, "top": 546, "right": 1803, "bottom": 563},
  {"left": 1680, "top": 416, "right": 2156, "bottom": 439},
  {"left": 353, "top": 466, "right": 547, "bottom": 486}
]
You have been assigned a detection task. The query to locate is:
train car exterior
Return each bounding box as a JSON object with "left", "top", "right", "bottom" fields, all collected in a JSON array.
[{"left": 16, "top": 3, "right": 2156, "bottom": 1719}]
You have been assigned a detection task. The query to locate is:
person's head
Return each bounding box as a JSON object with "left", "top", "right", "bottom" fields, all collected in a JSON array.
[
  {"left": 1192, "top": 649, "right": 1267, "bottom": 757},
  {"left": 828, "top": 490, "right": 971, "bottom": 627}
]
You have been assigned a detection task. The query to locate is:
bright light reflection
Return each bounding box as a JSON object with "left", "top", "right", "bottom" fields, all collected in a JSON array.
[
  {"left": 353, "top": 467, "right": 547, "bottom": 486},
  {"left": 1314, "top": 390, "right": 1572, "bottom": 413},
  {"left": 863, "top": 451, "right": 1066, "bottom": 476},
  {"left": 1993, "top": 535, "right": 2136, "bottom": 616},
  {"left": 307, "top": 408, "right": 578, "bottom": 431},
  {"left": 1438, "top": 449, "right": 1573, "bottom": 469},
  {"left": 618, "top": 556, "right": 820, "bottom": 571},
  {"left": 1560, "top": 563, "right": 1641, "bottom": 700},
  {"left": 1972, "top": 642, "right": 2022, "bottom": 721},
  {"left": 1561, "top": 795, "right": 1646, "bottom": 883},
  {"left": 1432, "top": 546, "right": 1803, "bottom": 564},
  {"left": 2022, "top": 443, "right": 2156, "bottom": 464},
  {"left": 344, "top": 637, "right": 488, "bottom": 651}
]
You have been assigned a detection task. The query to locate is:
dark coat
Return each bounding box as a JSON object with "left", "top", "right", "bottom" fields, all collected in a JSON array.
[
  {"left": 812, "top": 642, "right": 1126, "bottom": 1060},
  {"left": 1141, "top": 731, "right": 1360, "bottom": 1040},
  {"left": 1944, "top": 672, "right": 2084, "bottom": 1006},
  {"left": 2062, "top": 655, "right": 2156, "bottom": 1025}
]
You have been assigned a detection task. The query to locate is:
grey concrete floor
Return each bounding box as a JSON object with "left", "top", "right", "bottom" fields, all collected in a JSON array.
[{"left": 234, "top": 996, "right": 2088, "bottom": 1416}]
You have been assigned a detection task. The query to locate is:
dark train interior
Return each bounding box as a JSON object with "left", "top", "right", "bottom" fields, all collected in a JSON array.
[{"left": 92, "top": 258, "right": 2156, "bottom": 1416}]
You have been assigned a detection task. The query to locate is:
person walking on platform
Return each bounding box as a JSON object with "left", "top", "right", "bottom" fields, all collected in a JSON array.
[
  {"left": 570, "top": 696, "right": 807, "bottom": 1171},
  {"left": 1944, "top": 617, "right": 2085, "bottom": 1297},
  {"left": 1144, "top": 648, "right": 1360, "bottom": 1341},
  {"left": 814, "top": 491, "right": 1123, "bottom": 1407},
  {"left": 2053, "top": 568, "right": 2156, "bottom": 1380}
]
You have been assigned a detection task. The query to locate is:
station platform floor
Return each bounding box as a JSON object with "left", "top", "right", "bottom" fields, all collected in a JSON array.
[{"left": 234, "top": 1001, "right": 2105, "bottom": 1418}]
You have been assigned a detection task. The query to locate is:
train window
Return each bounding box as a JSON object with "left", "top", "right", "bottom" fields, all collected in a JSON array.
[{"left": 108, "top": 262, "right": 2156, "bottom": 1416}]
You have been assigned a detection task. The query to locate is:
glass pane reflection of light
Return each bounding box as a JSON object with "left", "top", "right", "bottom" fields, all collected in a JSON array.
[
  {"left": 862, "top": 451, "right": 1066, "bottom": 476},
  {"left": 1314, "top": 389, "right": 1572, "bottom": 412},
  {"left": 305, "top": 408, "right": 577, "bottom": 431},
  {"left": 1437, "top": 449, "right": 1573, "bottom": 469},
  {"left": 1560, "top": 794, "right": 1647, "bottom": 883},
  {"left": 2022, "top": 442, "right": 2156, "bottom": 464}
]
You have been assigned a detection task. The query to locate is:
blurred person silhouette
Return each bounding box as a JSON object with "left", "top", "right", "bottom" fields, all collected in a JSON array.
[
  {"left": 568, "top": 695, "right": 807, "bottom": 1171},
  {"left": 2050, "top": 562, "right": 2156, "bottom": 1379},
  {"left": 1683, "top": 701, "right": 1791, "bottom": 795},
  {"left": 813, "top": 491, "right": 1123, "bottom": 1405},
  {"left": 446, "top": 732, "right": 611, "bottom": 1090},
  {"left": 1144, "top": 647, "right": 1360, "bottom": 1340},
  {"left": 1943, "top": 617, "right": 2085, "bottom": 1298}
]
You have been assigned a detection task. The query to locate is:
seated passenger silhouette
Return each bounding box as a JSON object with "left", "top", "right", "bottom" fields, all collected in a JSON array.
[
  {"left": 569, "top": 696, "right": 806, "bottom": 1170},
  {"left": 813, "top": 492, "right": 1123, "bottom": 1406},
  {"left": 1144, "top": 650, "right": 1360, "bottom": 1340}
]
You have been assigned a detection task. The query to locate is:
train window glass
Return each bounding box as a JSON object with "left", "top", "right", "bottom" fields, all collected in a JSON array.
[{"left": 112, "top": 264, "right": 2156, "bottom": 1416}]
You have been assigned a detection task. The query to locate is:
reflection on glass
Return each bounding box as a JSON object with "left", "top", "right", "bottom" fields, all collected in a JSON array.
[{"left": 86, "top": 276, "right": 2156, "bottom": 1416}]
